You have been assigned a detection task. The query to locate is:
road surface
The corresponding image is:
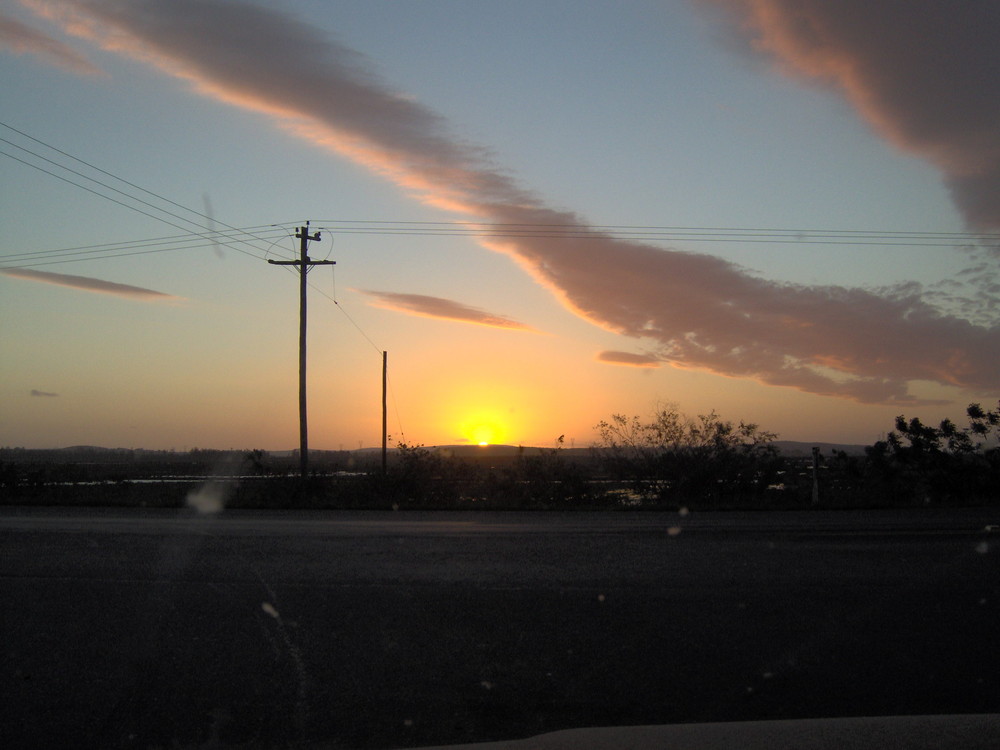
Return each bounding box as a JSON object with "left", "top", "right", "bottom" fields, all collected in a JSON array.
[{"left": 2, "top": 507, "right": 998, "bottom": 748}]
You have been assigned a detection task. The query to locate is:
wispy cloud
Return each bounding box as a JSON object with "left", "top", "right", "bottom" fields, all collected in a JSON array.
[
  {"left": 360, "top": 290, "right": 535, "bottom": 331},
  {"left": 708, "top": 0, "right": 1000, "bottom": 231},
  {"left": 0, "top": 11, "right": 103, "bottom": 75},
  {"left": 30, "top": 389, "right": 59, "bottom": 397},
  {"left": 597, "top": 351, "right": 662, "bottom": 368},
  {"left": 26, "top": 0, "right": 1000, "bottom": 403},
  {"left": 2, "top": 267, "right": 179, "bottom": 300}
]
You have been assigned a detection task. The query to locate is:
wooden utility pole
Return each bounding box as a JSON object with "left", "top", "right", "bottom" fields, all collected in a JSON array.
[
  {"left": 811, "top": 446, "right": 821, "bottom": 505},
  {"left": 268, "top": 223, "right": 335, "bottom": 479},
  {"left": 382, "top": 351, "right": 388, "bottom": 476}
]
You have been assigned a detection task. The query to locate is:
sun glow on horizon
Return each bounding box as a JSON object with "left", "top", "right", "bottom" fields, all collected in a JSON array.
[
  {"left": 426, "top": 377, "right": 537, "bottom": 448},
  {"left": 466, "top": 419, "right": 503, "bottom": 447},
  {"left": 453, "top": 407, "right": 511, "bottom": 447}
]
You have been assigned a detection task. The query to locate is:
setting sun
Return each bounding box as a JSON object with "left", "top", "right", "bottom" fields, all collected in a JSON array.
[
  {"left": 449, "top": 403, "right": 515, "bottom": 446},
  {"left": 425, "top": 379, "right": 544, "bottom": 448},
  {"left": 464, "top": 417, "right": 504, "bottom": 447}
]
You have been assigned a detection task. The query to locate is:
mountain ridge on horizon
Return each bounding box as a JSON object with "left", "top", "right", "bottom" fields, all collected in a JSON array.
[{"left": 6, "top": 440, "right": 870, "bottom": 458}]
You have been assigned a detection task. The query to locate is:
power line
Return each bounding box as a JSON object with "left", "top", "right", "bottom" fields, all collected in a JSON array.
[
  {"left": 4, "top": 122, "right": 996, "bottom": 255},
  {"left": 0, "top": 224, "right": 289, "bottom": 259},
  {"left": 0, "top": 145, "right": 269, "bottom": 262},
  {"left": 322, "top": 219, "right": 1000, "bottom": 237},
  {"left": 311, "top": 219, "right": 1000, "bottom": 248},
  {"left": 0, "top": 121, "right": 289, "bottom": 260},
  {"left": 316, "top": 218, "right": 999, "bottom": 239},
  {"left": 0, "top": 147, "right": 271, "bottom": 262},
  {"left": 315, "top": 284, "right": 383, "bottom": 354},
  {"left": 0, "top": 145, "right": 241, "bottom": 246},
  {"left": 1, "top": 136, "right": 231, "bottom": 235},
  {"left": 12, "top": 217, "right": 991, "bottom": 274},
  {"left": 0, "top": 226, "right": 294, "bottom": 269}
]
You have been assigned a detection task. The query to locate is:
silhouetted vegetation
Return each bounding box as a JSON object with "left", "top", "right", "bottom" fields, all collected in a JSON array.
[
  {"left": 369, "top": 439, "right": 599, "bottom": 510},
  {"left": 3, "top": 401, "right": 999, "bottom": 510},
  {"left": 594, "top": 405, "right": 783, "bottom": 507},
  {"left": 813, "top": 402, "right": 1000, "bottom": 507}
]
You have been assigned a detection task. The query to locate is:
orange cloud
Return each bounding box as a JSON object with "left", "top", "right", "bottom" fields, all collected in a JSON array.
[
  {"left": 2, "top": 267, "right": 179, "bottom": 300},
  {"left": 597, "top": 351, "right": 661, "bottom": 368},
  {"left": 360, "top": 290, "right": 535, "bottom": 332},
  {"left": 709, "top": 0, "right": 1000, "bottom": 229},
  {"left": 27, "top": 0, "right": 1000, "bottom": 403}
]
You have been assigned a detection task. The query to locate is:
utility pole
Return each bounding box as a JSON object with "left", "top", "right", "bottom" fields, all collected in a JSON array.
[
  {"left": 382, "top": 351, "right": 388, "bottom": 476},
  {"left": 268, "top": 222, "right": 335, "bottom": 480},
  {"left": 811, "top": 446, "right": 821, "bottom": 505}
]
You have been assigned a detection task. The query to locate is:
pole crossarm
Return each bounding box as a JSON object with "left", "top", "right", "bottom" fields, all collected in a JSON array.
[
  {"left": 266, "top": 259, "right": 336, "bottom": 267},
  {"left": 268, "top": 222, "right": 335, "bottom": 480}
]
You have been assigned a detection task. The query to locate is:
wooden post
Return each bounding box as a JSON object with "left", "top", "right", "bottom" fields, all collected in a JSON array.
[
  {"left": 811, "top": 446, "right": 821, "bottom": 505},
  {"left": 267, "top": 223, "right": 334, "bottom": 480},
  {"left": 382, "top": 351, "right": 388, "bottom": 476}
]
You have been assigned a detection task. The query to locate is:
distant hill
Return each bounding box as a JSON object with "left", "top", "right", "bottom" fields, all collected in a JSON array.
[
  {"left": 430, "top": 442, "right": 870, "bottom": 459},
  {"left": 4, "top": 441, "right": 870, "bottom": 462},
  {"left": 773, "top": 440, "right": 868, "bottom": 457},
  {"left": 432, "top": 444, "right": 558, "bottom": 457}
]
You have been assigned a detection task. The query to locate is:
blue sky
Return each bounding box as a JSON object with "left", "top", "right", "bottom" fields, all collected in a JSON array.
[{"left": 2, "top": 0, "right": 998, "bottom": 450}]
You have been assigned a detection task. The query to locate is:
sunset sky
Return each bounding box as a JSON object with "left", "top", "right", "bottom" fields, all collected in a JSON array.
[{"left": 2, "top": 0, "right": 999, "bottom": 451}]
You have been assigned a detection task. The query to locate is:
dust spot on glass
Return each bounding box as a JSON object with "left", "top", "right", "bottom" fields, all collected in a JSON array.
[
  {"left": 187, "top": 482, "right": 227, "bottom": 514},
  {"left": 262, "top": 601, "right": 280, "bottom": 619}
]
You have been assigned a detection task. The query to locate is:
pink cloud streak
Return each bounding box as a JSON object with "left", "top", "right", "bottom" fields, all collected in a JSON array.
[
  {"left": 710, "top": 0, "right": 1000, "bottom": 230},
  {"left": 597, "top": 351, "right": 662, "bottom": 368},
  {"left": 2, "top": 266, "right": 179, "bottom": 300},
  {"left": 0, "top": 10, "right": 103, "bottom": 75},
  {"left": 359, "top": 290, "right": 536, "bottom": 332}
]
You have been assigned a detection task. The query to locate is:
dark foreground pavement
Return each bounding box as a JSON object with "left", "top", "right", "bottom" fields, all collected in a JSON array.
[{"left": 2, "top": 508, "right": 998, "bottom": 748}]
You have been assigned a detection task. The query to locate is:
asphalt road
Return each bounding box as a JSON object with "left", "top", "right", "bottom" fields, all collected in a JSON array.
[{"left": 2, "top": 507, "right": 998, "bottom": 749}]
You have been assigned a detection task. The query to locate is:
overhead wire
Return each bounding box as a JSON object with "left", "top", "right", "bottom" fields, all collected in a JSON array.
[
  {"left": 0, "top": 145, "right": 246, "bottom": 251},
  {"left": 0, "top": 146, "right": 271, "bottom": 263},
  {"left": 1, "top": 224, "right": 286, "bottom": 258},
  {"left": 0, "top": 121, "right": 295, "bottom": 261},
  {"left": 4, "top": 120, "right": 997, "bottom": 267},
  {"left": 0, "top": 226, "right": 294, "bottom": 269},
  {"left": 309, "top": 219, "right": 1000, "bottom": 248},
  {"left": 305, "top": 265, "right": 407, "bottom": 441},
  {"left": 8, "top": 217, "right": 994, "bottom": 272},
  {"left": 311, "top": 280, "right": 383, "bottom": 355},
  {"left": 5, "top": 117, "right": 994, "bottom": 269}
]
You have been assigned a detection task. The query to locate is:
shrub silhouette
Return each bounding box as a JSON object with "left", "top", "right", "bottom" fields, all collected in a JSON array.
[{"left": 594, "top": 404, "right": 781, "bottom": 507}]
